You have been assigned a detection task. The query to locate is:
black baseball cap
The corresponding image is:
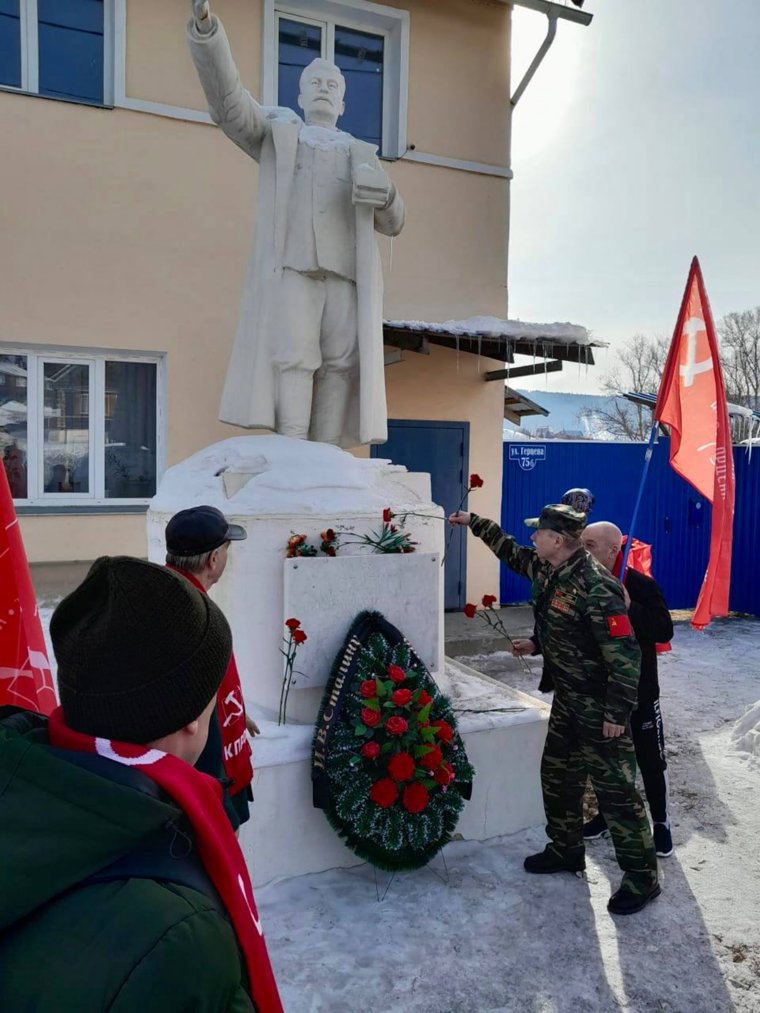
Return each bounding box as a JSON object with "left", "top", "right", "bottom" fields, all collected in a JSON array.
[{"left": 165, "top": 505, "right": 247, "bottom": 556}]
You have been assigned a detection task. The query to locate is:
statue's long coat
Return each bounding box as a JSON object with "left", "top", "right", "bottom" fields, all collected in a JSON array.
[{"left": 187, "top": 17, "right": 405, "bottom": 447}]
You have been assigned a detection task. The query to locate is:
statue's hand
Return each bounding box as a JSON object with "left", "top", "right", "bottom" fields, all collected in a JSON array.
[
  {"left": 352, "top": 163, "right": 391, "bottom": 208},
  {"left": 191, "top": 0, "right": 213, "bottom": 33}
]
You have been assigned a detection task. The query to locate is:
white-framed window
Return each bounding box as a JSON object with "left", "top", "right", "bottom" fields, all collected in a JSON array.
[
  {"left": 0, "top": 348, "right": 164, "bottom": 506},
  {"left": 0, "top": 0, "right": 114, "bottom": 105},
  {"left": 263, "top": 0, "right": 408, "bottom": 158}
]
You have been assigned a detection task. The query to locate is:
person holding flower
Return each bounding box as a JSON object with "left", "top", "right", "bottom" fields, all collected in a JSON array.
[{"left": 449, "top": 504, "right": 660, "bottom": 916}]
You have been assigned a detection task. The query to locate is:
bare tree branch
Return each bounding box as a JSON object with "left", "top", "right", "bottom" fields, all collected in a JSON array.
[
  {"left": 718, "top": 307, "right": 760, "bottom": 410},
  {"left": 594, "top": 334, "right": 668, "bottom": 440}
]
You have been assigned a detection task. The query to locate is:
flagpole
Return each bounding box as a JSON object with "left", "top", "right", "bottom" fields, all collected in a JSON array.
[{"left": 621, "top": 420, "right": 659, "bottom": 575}]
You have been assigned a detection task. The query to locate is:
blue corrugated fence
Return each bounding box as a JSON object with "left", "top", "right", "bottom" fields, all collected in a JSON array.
[{"left": 500, "top": 440, "right": 758, "bottom": 615}]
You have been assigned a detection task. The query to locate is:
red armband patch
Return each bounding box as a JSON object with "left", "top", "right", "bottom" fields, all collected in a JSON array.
[{"left": 607, "top": 614, "right": 632, "bottom": 637}]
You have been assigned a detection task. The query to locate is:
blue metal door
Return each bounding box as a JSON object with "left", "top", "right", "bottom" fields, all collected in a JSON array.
[{"left": 372, "top": 420, "right": 469, "bottom": 610}]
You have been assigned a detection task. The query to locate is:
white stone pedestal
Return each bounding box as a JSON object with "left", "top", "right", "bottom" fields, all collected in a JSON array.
[
  {"left": 148, "top": 436, "right": 548, "bottom": 886},
  {"left": 148, "top": 436, "right": 447, "bottom": 723},
  {"left": 238, "top": 660, "right": 549, "bottom": 886}
]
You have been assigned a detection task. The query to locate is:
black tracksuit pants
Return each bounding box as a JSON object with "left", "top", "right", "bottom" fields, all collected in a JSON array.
[{"left": 631, "top": 698, "right": 669, "bottom": 825}]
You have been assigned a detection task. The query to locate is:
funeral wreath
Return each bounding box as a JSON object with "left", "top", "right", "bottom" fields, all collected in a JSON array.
[{"left": 312, "top": 611, "right": 474, "bottom": 871}]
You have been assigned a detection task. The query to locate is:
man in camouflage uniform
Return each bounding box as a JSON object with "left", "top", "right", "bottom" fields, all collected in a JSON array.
[{"left": 450, "top": 504, "right": 660, "bottom": 915}]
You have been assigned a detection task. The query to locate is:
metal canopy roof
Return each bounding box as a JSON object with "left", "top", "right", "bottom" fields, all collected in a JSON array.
[
  {"left": 504, "top": 386, "right": 549, "bottom": 423},
  {"left": 382, "top": 320, "right": 601, "bottom": 368},
  {"left": 624, "top": 390, "right": 760, "bottom": 423}
]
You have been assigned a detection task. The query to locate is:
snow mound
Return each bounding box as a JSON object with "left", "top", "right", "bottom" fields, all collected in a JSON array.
[
  {"left": 149, "top": 435, "right": 429, "bottom": 515},
  {"left": 731, "top": 699, "right": 760, "bottom": 761}
]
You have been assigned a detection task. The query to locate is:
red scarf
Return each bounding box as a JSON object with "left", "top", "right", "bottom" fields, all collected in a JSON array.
[
  {"left": 48, "top": 707, "right": 283, "bottom": 1013},
  {"left": 168, "top": 566, "right": 253, "bottom": 794},
  {"left": 614, "top": 540, "right": 672, "bottom": 656}
]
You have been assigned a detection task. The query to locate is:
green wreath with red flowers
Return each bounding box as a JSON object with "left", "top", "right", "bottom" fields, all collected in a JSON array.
[{"left": 312, "top": 611, "right": 474, "bottom": 871}]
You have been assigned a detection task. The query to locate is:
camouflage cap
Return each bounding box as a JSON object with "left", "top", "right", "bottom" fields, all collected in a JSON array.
[{"left": 524, "top": 503, "right": 587, "bottom": 538}]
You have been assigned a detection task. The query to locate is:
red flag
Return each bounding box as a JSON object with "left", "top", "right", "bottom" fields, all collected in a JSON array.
[
  {"left": 654, "top": 257, "right": 735, "bottom": 629},
  {"left": 0, "top": 462, "right": 55, "bottom": 713}
]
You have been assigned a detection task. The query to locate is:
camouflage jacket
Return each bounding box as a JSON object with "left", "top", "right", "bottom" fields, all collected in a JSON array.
[{"left": 469, "top": 515, "right": 642, "bottom": 724}]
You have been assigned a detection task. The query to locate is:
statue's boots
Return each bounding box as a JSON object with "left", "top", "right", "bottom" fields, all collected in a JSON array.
[
  {"left": 275, "top": 368, "right": 313, "bottom": 439},
  {"left": 310, "top": 368, "right": 354, "bottom": 445}
]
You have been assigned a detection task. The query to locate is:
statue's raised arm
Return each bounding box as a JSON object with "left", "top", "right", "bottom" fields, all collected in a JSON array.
[{"left": 187, "top": 1, "right": 270, "bottom": 160}]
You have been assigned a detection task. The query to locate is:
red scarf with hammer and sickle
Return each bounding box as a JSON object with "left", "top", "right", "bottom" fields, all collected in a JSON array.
[{"left": 47, "top": 707, "right": 282, "bottom": 1012}]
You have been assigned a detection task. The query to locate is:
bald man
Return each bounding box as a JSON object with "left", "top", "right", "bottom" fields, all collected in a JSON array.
[{"left": 581, "top": 522, "right": 675, "bottom": 858}]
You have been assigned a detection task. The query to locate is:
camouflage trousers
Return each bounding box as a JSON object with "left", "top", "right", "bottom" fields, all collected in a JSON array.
[{"left": 541, "top": 691, "right": 658, "bottom": 894}]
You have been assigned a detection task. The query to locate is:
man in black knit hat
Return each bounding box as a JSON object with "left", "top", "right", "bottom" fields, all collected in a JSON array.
[{"left": 0, "top": 557, "right": 280, "bottom": 1011}]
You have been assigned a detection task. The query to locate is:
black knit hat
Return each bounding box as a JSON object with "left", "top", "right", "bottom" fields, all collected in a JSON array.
[{"left": 52, "top": 556, "right": 232, "bottom": 744}]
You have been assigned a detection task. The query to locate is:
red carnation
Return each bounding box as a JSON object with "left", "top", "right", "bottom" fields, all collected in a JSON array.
[
  {"left": 361, "top": 707, "right": 381, "bottom": 728},
  {"left": 320, "top": 528, "right": 336, "bottom": 542},
  {"left": 324, "top": 545, "right": 337, "bottom": 557},
  {"left": 482, "top": 594, "right": 497, "bottom": 608},
  {"left": 402, "top": 782, "right": 429, "bottom": 814},
  {"left": 370, "top": 778, "right": 399, "bottom": 808},
  {"left": 416, "top": 690, "right": 432, "bottom": 708},
  {"left": 434, "top": 762, "right": 455, "bottom": 786},
  {"left": 392, "top": 688, "right": 413, "bottom": 707},
  {"left": 293, "top": 629, "right": 308, "bottom": 645},
  {"left": 432, "top": 719, "right": 454, "bottom": 743},
  {"left": 287, "top": 534, "right": 306, "bottom": 547},
  {"left": 388, "top": 665, "right": 406, "bottom": 683},
  {"left": 387, "top": 751, "right": 415, "bottom": 782},
  {"left": 360, "top": 680, "right": 378, "bottom": 699},
  {"left": 285, "top": 618, "right": 301, "bottom": 630},
  {"left": 420, "top": 745, "right": 443, "bottom": 770},
  {"left": 463, "top": 603, "right": 478, "bottom": 619},
  {"left": 469, "top": 473, "right": 484, "bottom": 489},
  {"left": 361, "top": 741, "right": 381, "bottom": 760},
  {"left": 385, "top": 716, "right": 408, "bottom": 736},
  {"left": 383, "top": 508, "right": 393, "bottom": 523}
]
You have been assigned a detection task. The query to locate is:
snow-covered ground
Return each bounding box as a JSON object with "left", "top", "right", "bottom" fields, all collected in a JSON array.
[
  {"left": 38, "top": 603, "right": 760, "bottom": 1011},
  {"left": 257, "top": 617, "right": 760, "bottom": 1012}
]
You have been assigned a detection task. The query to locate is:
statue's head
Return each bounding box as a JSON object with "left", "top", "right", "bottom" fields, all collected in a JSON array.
[{"left": 298, "top": 58, "right": 345, "bottom": 127}]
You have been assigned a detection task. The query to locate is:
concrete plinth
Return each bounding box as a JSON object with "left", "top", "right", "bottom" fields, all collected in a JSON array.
[
  {"left": 240, "top": 659, "right": 549, "bottom": 886},
  {"left": 148, "top": 435, "right": 447, "bottom": 724}
]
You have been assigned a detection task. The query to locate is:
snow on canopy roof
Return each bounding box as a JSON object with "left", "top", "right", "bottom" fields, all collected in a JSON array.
[
  {"left": 626, "top": 390, "right": 760, "bottom": 423},
  {"left": 384, "top": 316, "right": 604, "bottom": 347}
]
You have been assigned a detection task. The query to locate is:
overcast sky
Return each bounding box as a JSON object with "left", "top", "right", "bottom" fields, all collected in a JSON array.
[{"left": 508, "top": 0, "right": 760, "bottom": 394}]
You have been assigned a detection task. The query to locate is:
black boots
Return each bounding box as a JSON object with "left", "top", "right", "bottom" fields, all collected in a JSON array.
[
  {"left": 608, "top": 883, "right": 662, "bottom": 915},
  {"left": 523, "top": 846, "right": 585, "bottom": 876}
]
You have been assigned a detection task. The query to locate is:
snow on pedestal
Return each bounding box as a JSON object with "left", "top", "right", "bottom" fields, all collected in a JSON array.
[{"left": 148, "top": 435, "right": 446, "bottom": 724}]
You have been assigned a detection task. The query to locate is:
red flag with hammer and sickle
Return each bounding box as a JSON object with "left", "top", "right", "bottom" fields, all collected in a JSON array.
[
  {"left": 654, "top": 257, "right": 735, "bottom": 629},
  {"left": 0, "top": 461, "right": 55, "bottom": 713}
]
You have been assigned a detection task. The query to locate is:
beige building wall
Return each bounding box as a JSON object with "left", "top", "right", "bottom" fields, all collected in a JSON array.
[{"left": 2, "top": 0, "right": 510, "bottom": 597}]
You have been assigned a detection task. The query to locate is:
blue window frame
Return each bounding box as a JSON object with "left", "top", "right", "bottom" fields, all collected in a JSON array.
[
  {"left": 0, "top": 0, "right": 21, "bottom": 88},
  {"left": 275, "top": 12, "right": 385, "bottom": 151},
  {"left": 1, "top": 0, "right": 109, "bottom": 105}
]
